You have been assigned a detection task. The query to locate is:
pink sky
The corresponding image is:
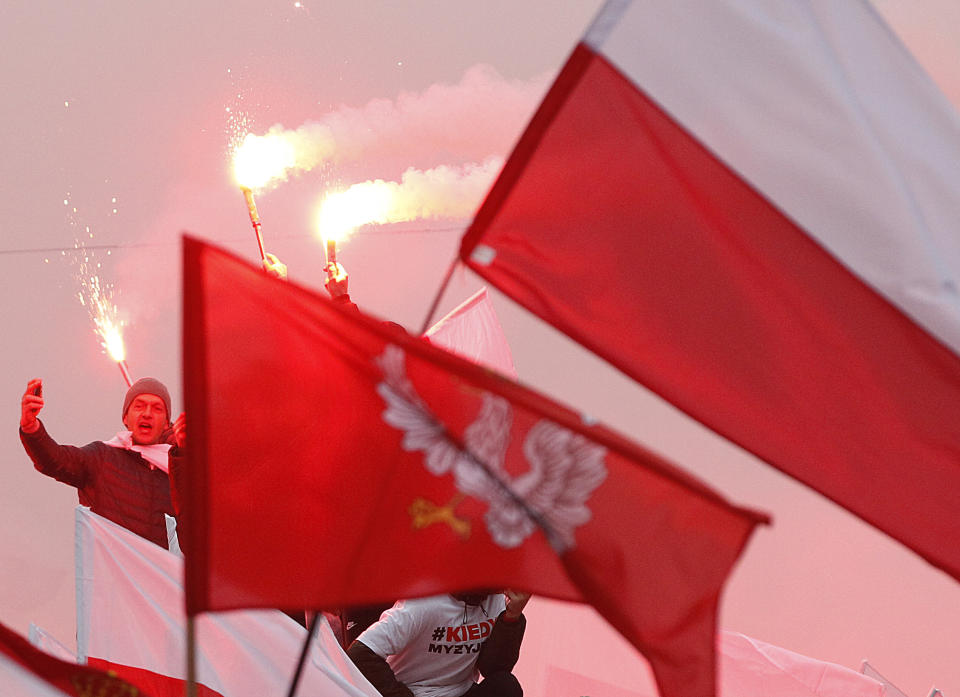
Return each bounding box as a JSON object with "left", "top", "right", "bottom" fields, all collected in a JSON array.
[{"left": 2, "top": 2, "right": 959, "bottom": 696}]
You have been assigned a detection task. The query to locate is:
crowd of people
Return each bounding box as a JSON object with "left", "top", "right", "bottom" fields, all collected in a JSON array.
[{"left": 17, "top": 254, "right": 529, "bottom": 697}]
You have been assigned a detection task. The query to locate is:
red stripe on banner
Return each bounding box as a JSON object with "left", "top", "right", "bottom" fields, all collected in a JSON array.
[
  {"left": 462, "top": 43, "right": 960, "bottom": 580},
  {"left": 87, "top": 657, "right": 224, "bottom": 697}
]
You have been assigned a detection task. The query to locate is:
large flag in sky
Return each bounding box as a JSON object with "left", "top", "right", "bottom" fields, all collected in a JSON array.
[
  {"left": 460, "top": 0, "right": 960, "bottom": 580},
  {"left": 75, "top": 507, "right": 377, "bottom": 697},
  {"left": 181, "top": 237, "right": 767, "bottom": 697}
]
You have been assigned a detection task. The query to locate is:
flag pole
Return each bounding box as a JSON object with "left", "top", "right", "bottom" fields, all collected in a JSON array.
[
  {"left": 286, "top": 613, "right": 321, "bottom": 697},
  {"left": 419, "top": 257, "right": 459, "bottom": 336},
  {"left": 186, "top": 615, "right": 198, "bottom": 697}
]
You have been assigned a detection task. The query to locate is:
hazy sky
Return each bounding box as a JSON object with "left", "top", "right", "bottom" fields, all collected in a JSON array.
[{"left": 2, "top": 2, "right": 959, "bottom": 697}]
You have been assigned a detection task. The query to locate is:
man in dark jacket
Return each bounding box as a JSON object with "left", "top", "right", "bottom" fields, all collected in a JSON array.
[
  {"left": 19, "top": 377, "right": 186, "bottom": 549},
  {"left": 347, "top": 590, "right": 529, "bottom": 697}
]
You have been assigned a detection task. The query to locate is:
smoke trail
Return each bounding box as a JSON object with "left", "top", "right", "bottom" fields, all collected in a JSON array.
[
  {"left": 317, "top": 157, "right": 503, "bottom": 239},
  {"left": 241, "top": 64, "right": 546, "bottom": 188}
]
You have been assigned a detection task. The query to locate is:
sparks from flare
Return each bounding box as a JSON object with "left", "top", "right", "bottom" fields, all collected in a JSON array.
[{"left": 65, "top": 196, "right": 133, "bottom": 387}]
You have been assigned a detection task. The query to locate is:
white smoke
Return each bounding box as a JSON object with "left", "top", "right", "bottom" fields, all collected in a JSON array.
[
  {"left": 244, "top": 64, "right": 546, "bottom": 186},
  {"left": 318, "top": 157, "right": 504, "bottom": 238}
]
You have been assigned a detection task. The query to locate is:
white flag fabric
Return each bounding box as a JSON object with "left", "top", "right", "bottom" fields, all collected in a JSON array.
[
  {"left": 423, "top": 287, "right": 518, "bottom": 379},
  {"left": 75, "top": 506, "right": 378, "bottom": 697},
  {"left": 861, "top": 660, "right": 911, "bottom": 697},
  {"left": 516, "top": 598, "right": 884, "bottom": 697},
  {"left": 27, "top": 625, "right": 75, "bottom": 664},
  {"left": 720, "top": 632, "right": 884, "bottom": 697}
]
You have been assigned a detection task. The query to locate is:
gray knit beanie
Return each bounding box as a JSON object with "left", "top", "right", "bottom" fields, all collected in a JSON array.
[{"left": 122, "top": 377, "right": 172, "bottom": 421}]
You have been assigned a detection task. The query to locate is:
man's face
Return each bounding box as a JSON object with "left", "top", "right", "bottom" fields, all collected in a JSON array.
[{"left": 122, "top": 394, "right": 168, "bottom": 445}]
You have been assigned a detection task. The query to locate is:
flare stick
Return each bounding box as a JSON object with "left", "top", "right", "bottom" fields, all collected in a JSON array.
[
  {"left": 325, "top": 238, "right": 337, "bottom": 279},
  {"left": 241, "top": 187, "right": 267, "bottom": 262},
  {"left": 117, "top": 360, "right": 133, "bottom": 388}
]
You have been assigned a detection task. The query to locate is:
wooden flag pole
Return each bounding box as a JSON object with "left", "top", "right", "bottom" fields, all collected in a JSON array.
[{"left": 186, "top": 615, "right": 198, "bottom": 697}]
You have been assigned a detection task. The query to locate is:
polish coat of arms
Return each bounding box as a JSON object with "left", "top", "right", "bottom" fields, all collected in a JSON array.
[{"left": 375, "top": 345, "right": 608, "bottom": 553}]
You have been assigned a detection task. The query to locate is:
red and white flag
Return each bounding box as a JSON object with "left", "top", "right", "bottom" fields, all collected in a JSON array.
[
  {"left": 75, "top": 506, "right": 378, "bottom": 697},
  {"left": 181, "top": 237, "right": 767, "bottom": 697},
  {"left": 0, "top": 620, "right": 145, "bottom": 697},
  {"left": 460, "top": 0, "right": 960, "bottom": 580}
]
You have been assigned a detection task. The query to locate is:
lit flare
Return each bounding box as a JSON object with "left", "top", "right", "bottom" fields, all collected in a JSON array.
[
  {"left": 89, "top": 290, "right": 133, "bottom": 388},
  {"left": 316, "top": 183, "right": 395, "bottom": 270},
  {"left": 231, "top": 132, "right": 296, "bottom": 190}
]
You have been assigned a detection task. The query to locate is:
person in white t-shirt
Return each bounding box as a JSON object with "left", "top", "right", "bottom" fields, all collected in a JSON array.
[{"left": 347, "top": 590, "right": 530, "bottom": 697}]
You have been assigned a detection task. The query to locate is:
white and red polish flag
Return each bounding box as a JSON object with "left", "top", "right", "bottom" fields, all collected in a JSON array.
[
  {"left": 0, "top": 620, "right": 147, "bottom": 697},
  {"left": 75, "top": 507, "right": 378, "bottom": 697},
  {"left": 181, "top": 236, "right": 767, "bottom": 697},
  {"left": 461, "top": 0, "right": 960, "bottom": 579}
]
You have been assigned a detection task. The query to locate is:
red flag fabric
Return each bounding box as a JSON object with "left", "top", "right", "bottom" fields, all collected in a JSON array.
[
  {"left": 0, "top": 620, "right": 148, "bottom": 697},
  {"left": 182, "top": 237, "right": 767, "bottom": 697},
  {"left": 460, "top": 0, "right": 960, "bottom": 580}
]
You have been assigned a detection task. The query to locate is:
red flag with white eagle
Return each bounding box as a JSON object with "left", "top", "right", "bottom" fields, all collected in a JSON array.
[
  {"left": 460, "top": 0, "right": 960, "bottom": 581},
  {"left": 181, "top": 236, "right": 767, "bottom": 697}
]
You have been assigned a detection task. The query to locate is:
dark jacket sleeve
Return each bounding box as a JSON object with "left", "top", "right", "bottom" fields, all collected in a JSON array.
[
  {"left": 167, "top": 446, "right": 186, "bottom": 517},
  {"left": 167, "top": 446, "right": 188, "bottom": 543},
  {"left": 477, "top": 611, "right": 526, "bottom": 677},
  {"left": 19, "top": 420, "right": 94, "bottom": 490},
  {"left": 333, "top": 294, "right": 361, "bottom": 314},
  {"left": 346, "top": 640, "right": 415, "bottom": 697}
]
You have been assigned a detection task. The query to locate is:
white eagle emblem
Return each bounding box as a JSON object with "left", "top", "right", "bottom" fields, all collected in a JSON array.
[{"left": 375, "top": 345, "right": 607, "bottom": 552}]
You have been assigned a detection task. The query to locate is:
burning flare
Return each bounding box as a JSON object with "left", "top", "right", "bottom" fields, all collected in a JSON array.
[
  {"left": 315, "top": 157, "right": 503, "bottom": 247},
  {"left": 316, "top": 183, "right": 394, "bottom": 246},
  {"left": 231, "top": 132, "right": 298, "bottom": 190},
  {"left": 79, "top": 275, "right": 133, "bottom": 387},
  {"left": 99, "top": 316, "right": 126, "bottom": 363}
]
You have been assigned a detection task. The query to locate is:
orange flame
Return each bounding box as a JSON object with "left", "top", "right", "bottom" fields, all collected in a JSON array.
[
  {"left": 316, "top": 183, "right": 394, "bottom": 245},
  {"left": 77, "top": 272, "right": 126, "bottom": 362},
  {"left": 314, "top": 159, "right": 503, "bottom": 246},
  {"left": 99, "top": 317, "right": 126, "bottom": 363},
  {"left": 231, "top": 132, "right": 297, "bottom": 190}
]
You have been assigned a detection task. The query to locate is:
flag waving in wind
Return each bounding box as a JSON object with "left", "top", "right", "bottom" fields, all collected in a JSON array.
[
  {"left": 461, "top": 0, "right": 960, "bottom": 580},
  {"left": 181, "top": 237, "right": 767, "bottom": 697},
  {"left": 0, "top": 620, "right": 147, "bottom": 697}
]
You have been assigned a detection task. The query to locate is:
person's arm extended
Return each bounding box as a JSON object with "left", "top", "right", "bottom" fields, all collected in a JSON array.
[
  {"left": 20, "top": 380, "right": 94, "bottom": 489},
  {"left": 477, "top": 591, "right": 529, "bottom": 677},
  {"left": 346, "top": 641, "right": 414, "bottom": 697},
  {"left": 20, "top": 422, "right": 97, "bottom": 489}
]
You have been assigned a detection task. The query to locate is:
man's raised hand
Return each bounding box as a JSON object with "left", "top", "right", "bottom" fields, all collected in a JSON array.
[
  {"left": 20, "top": 379, "right": 44, "bottom": 433},
  {"left": 504, "top": 589, "right": 531, "bottom": 619}
]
